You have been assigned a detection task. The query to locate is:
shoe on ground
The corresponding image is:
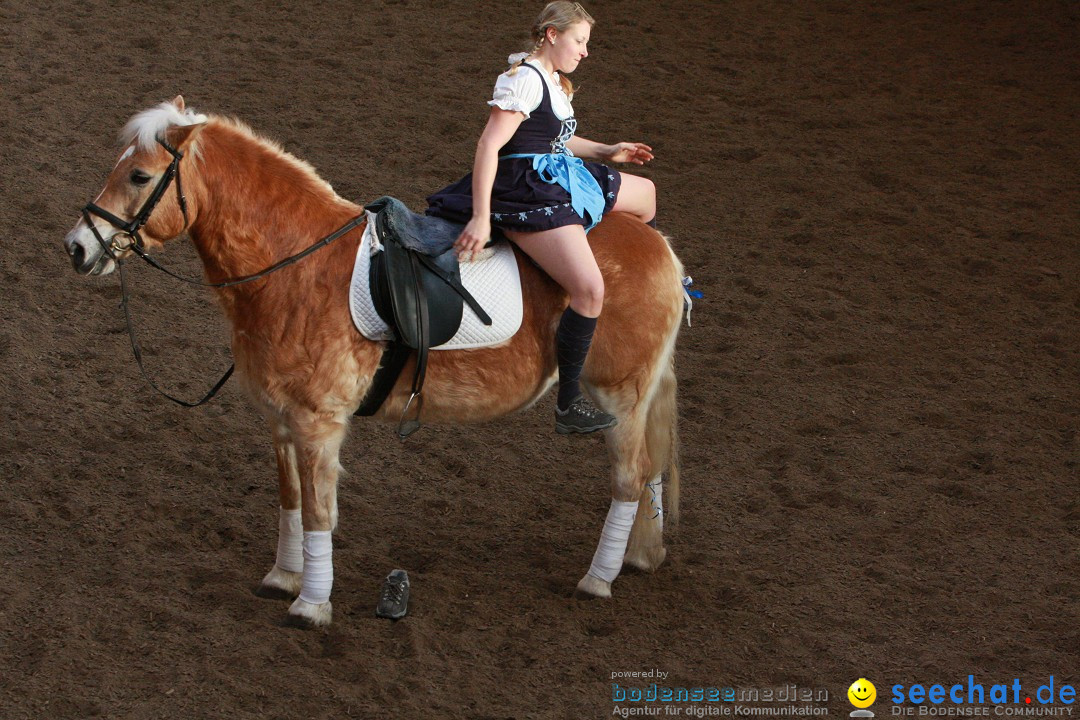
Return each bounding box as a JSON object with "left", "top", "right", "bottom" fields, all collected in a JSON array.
[
  {"left": 376, "top": 569, "right": 410, "bottom": 620},
  {"left": 555, "top": 396, "right": 618, "bottom": 434}
]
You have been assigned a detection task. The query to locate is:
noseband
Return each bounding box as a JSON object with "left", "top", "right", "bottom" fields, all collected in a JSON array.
[{"left": 82, "top": 137, "right": 188, "bottom": 258}]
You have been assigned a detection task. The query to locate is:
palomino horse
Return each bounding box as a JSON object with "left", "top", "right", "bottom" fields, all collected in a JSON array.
[{"left": 64, "top": 97, "right": 684, "bottom": 628}]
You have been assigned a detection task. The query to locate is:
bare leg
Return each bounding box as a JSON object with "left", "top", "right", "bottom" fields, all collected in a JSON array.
[
  {"left": 611, "top": 173, "right": 656, "bottom": 225},
  {"left": 506, "top": 224, "right": 616, "bottom": 429},
  {"left": 506, "top": 224, "right": 604, "bottom": 317}
]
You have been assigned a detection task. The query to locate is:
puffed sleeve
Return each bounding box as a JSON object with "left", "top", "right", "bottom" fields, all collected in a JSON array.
[{"left": 488, "top": 68, "right": 543, "bottom": 118}]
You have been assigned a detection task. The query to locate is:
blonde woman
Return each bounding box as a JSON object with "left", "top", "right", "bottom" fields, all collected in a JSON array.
[{"left": 427, "top": 1, "right": 657, "bottom": 434}]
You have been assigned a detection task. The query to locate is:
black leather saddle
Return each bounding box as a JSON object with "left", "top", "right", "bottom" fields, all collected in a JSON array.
[{"left": 355, "top": 196, "right": 493, "bottom": 438}]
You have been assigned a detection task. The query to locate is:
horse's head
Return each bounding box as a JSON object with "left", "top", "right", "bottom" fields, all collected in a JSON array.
[{"left": 64, "top": 95, "right": 206, "bottom": 275}]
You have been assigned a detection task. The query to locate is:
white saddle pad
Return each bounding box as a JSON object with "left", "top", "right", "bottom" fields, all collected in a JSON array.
[{"left": 349, "top": 211, "right": 523, "bottom": 349}]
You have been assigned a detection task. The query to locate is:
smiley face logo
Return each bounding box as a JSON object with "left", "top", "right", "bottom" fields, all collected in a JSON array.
[{"left": 848, "top": 679, "right": 877, "bottom": 708}]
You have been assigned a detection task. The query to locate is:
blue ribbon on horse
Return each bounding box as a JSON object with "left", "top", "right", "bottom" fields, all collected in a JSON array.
[{"left": 502, "top": 153, "right": 607, "bottom": 231}]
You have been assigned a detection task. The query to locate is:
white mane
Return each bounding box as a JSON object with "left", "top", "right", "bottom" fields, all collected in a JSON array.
[{"left": 119, "top": 101, "right": 208, "bottom": 152}]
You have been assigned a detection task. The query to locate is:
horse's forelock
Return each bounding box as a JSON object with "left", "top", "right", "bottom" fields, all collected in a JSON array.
[{"left": 119, "top": 101, "right": 208, "bottom": 154}]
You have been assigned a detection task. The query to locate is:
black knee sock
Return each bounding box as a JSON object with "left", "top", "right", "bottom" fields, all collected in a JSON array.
[
  {"left": 555, "top": 307, "right": 599, "bottom": 411},
  {"left": 646, "top": 216, "right": 657, "bottom": 228}
]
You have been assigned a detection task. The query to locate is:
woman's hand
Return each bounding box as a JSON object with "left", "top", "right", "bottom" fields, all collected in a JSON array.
[
  {"left": 605, "top": 142, "right": 654, "bottom": 165},
  {"left": 455, "top": 215, "right": 491, "bottom": 263}
]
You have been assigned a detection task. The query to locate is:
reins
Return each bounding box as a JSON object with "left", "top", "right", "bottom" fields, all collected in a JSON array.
[
  {"left": 82, "top": 137, "right": 365, "bottom": 407},
  {"left": 115, "top": 258, "right": 235, "bottom": 407},
  {"left": 124, "top": 217, "right": 364, "bottom": 288}
]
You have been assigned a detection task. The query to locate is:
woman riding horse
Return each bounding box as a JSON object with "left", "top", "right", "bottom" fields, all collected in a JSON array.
[
  {"left": 63, "top": 85, "right": 682, "bottom": 626},
  {"left": 427, "top": 1, "right": 658, "bottom": 434}
]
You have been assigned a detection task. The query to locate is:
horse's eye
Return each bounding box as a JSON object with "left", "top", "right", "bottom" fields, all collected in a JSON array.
[{"left": 130, "top": 170, "right": 152, "bottom": 186}]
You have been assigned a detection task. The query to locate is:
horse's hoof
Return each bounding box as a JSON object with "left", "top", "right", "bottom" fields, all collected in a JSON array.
[
  {"left": 255, "top": 565, "right": 303, "bottom": 600},
  {"left": 575, "top": 573, "right": 612, "bottom": 599},
  {"left": 285, "top": 598, "right": 332, "bottom": 628},
  {"left": 624, "top": 545, "right": 667, "bottom": 573}
]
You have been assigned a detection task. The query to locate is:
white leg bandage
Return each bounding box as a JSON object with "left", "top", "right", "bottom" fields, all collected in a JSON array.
[
  {"left": 645, "top": 475, "right": 664, "bottom": 532},
  {"left": 298, "top": 530, "right": 333, "bottom": 605},
  {"left": 275, "top": 507, "right": 304, "bottom": 573},
  {"left": 587, "top": 499, "right": 639, "bottom": 583}
]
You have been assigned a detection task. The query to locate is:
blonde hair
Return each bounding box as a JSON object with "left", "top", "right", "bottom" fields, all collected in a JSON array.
[{"left": 508, "top": 1, "right": 595, "bottom": 98}]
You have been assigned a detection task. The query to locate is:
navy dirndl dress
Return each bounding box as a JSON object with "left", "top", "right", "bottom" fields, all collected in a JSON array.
[{"left": 426, "top": 61, "right": 622, "bottom": 233}]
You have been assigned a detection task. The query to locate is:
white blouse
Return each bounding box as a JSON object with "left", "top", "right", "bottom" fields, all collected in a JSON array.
[{"left": 487, "top": 59, "right": 574, "bottom": 121}]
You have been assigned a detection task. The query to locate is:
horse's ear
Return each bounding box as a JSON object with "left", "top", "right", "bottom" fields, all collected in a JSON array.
[
  {"left": 166, "top": 121, "right": 206, "bottom": 153},
  {"left": 171, "top": 95, "right": 185, "bottom": 111}
]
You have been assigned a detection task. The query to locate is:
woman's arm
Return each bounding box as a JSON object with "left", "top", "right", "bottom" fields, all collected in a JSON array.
[
  {"left": 455, "top": 108, "right": 525, "bottom": 261},
  {"left": 565, "top": 136, "right": 611, "bottom": 160},
  {"left": 567, "top": 136, "right": 654, "bottom": 165}
]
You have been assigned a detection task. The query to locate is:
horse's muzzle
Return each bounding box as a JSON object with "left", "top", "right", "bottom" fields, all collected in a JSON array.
[{"left": 64, "top": 224, "right": 115, "bottom": 276}]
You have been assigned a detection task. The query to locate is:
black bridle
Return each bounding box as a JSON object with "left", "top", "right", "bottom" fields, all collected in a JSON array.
[
  {"left": 83, "top": 138, "right": 190, "bottom": 259},
  {"left": 80, "top": 136, "right": 364, "bottom": 407}
]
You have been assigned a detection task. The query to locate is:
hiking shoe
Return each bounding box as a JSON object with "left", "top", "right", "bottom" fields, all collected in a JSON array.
[
  {"left": 555, "top": 396, "right": 618, "bottom": 434},
  {"left": 375, "top": 569, "right": 410, "bottom": 620}
]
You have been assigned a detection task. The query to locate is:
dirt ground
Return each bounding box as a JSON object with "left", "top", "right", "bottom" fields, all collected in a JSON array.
[{"left": 1, "top": 0, "right": 1077, "bottom": 718}]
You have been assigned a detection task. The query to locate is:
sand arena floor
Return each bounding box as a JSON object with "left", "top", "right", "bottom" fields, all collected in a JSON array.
[{"left": 1, "top": 0, "right": 1077, "bottom": 717}]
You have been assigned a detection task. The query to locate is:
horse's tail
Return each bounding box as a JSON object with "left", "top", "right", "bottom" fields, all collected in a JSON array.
[
  {"left": 646, "top": 350, "right": 680, "bottom": 525},
  {"left": 645, "top": 232, "right": 683, "bottom": 524}
]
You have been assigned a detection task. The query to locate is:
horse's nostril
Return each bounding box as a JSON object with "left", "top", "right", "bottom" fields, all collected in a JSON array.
[{"left": 71, "top": 244, "right": 86, "bottom": 270}]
